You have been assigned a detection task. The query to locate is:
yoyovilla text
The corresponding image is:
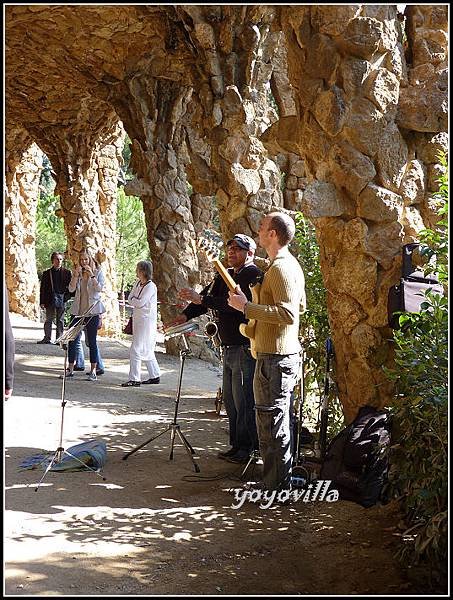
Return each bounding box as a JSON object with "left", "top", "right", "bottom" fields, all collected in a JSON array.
[{"left": 231, "top": 480, "right": 339, "bottom": 509}]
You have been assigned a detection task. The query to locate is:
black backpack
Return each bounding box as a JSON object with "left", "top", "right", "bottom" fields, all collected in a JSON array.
[{"left": 320, "top": 406, "right": 391, "bottom": 508}]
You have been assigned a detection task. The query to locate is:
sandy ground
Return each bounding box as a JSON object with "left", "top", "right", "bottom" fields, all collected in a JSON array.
[{"left": 4, "top": 313, "right": 442, "bottom": 596}]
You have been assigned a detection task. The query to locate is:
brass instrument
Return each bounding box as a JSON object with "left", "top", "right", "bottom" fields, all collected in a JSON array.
[
  {"left": 204, "top": 319, "right": 221, "bottom": 348},
  {"left": 204, "top": 313, "right": 221, "bottom": 348}
]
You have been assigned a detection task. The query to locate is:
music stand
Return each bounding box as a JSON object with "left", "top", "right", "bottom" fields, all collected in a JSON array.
[
  {"left": 123, "top": 323, "right": 200, "bottom": 473},
  {"left": 34, "top": 302, "right": 106, "bottom": 491}
]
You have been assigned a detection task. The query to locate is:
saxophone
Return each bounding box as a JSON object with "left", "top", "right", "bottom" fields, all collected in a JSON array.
[{"left": 204, "top": 310, "right": 221, "bottom": 348}]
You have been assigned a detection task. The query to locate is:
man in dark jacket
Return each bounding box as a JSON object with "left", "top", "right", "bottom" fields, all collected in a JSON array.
[
  {"left": 174, "top": 234, "right": 262, "bottom": 464},
  {"left": 38, "top": 251, "right": 72, "bottom": 344}
]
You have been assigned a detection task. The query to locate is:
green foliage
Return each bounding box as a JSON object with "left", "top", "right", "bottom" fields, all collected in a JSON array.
[
  {"left": 418, "top": 151, "right": 448, "bottom": 286},
  {"left": 294, "top": 212, "right": 345, "bottom": 441},
  {"left": 120, "top": 134, "right": 133, "bottom": 182},
  {"left": 35, "top": 192, "right": 66, "bottom": 277},
  {"left": 385, "top": 152, "right": 448, "bottom": 576},
  {"left": 40, "top": 154, "right": 57, "bottom": 195},
  {"left": 115, "top": 187, "right": 149, "bottom": 292}
]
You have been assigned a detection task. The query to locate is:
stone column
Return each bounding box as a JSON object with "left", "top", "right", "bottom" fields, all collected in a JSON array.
[
  {"left": 276, "top": 5, "right": 447, "bottom": 421},
  {"left": 121, "top": 79, "right": 205, "bottom": 358},
  {"left": 54, "top": 119, "right": 125, "bottom": 335},
  {"left": 5, "top": 125, "right": 42, "bottom": 319},
  {"left": 178, "top": 6, "right": 284, "bottom": 254},
  {"left": 398, "top": 5, "right": 448, "bottom": 230}
]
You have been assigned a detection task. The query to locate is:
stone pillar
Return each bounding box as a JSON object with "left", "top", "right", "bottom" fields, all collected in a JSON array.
[
  {"left": 54, "top": 119, "right": 125, "bottom": 335},
  {"left": 190, "top": 193, "right": 218, "bottom": 288},
  {"left": 5, "top": 125, "right": 42, "bottom": 319},
  {"left": 178, "top": 6, "right": 284, "bottom": 255},
  {"left": 276, "top": 5, "right": 448, "bottom": 421},
  {"left": 398, "top": 5, "right": 448, "bottom": 230},
  {"left": 122, "top": 80, "right": 203, "bottom": 356}
]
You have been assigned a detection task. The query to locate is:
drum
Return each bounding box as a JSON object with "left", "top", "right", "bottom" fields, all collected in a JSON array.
[{"left": 163, "top": 321, "right": 199, "bottom": 340}]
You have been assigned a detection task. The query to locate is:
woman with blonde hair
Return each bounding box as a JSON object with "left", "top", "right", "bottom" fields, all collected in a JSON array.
[
  {"left": 63, "top": 249, "right": 106, "bottom": 381},
  {"left": 121, "top": 260, "right": 161, "bottom": 387}
]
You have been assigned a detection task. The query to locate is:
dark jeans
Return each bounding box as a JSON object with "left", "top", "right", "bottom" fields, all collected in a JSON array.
[
  {"left": 254, "top": 353, "right": 301, "bottom": 491},
  {"left": 67, "top": 315, "right": 100, "bottom": 366},
  {"left": 43, "top": 305, "right": 65, "bottom": 341},
  {"left": 222, "top": 345, "right": 258, "bottom": 455},
  {"left": 74, "top": 332, "right": 104, "bottom": 370}
]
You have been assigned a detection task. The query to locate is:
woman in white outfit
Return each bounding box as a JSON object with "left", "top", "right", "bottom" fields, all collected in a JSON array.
[{"left": 121, "top": 260, "right": 161, "bottom": 387}]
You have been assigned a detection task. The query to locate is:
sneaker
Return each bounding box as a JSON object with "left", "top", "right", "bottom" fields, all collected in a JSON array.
[
  {"left": 85, "top": 369, "right": 105, "bottom": 376},
  {"left": 86, "top": 372, "right": 97, "bottom": 381},
  {"left": 37, "top": 339, "right": 52, "bottom": 344},
  {"left": 59, "top": 371, "right": 74, "bottom": 379},
  {"left": 217, "top": 447, "right": 239, "bottom": 460},
  {"left": 74, "top": 366, "right": 85, "bottom": 372},
  {"left": 121, "top": 380, "right": 140, "bottom": 387},
  {"left": 142, "top": 377, "right": 160, "bottom": 384}
]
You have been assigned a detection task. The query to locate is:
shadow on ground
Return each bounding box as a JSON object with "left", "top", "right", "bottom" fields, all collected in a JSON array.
[{"left": 5, "top": 314, "right": 445, "bottom": 595}]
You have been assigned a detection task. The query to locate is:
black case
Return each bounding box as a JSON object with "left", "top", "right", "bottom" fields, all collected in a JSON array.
[{"left": 387, "top": 243, "right": 443, "bottom": 329}]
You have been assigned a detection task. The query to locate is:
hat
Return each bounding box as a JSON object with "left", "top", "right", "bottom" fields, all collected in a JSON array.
[{"left": 227, "top": 234, "right": 257, "bottom": 252}]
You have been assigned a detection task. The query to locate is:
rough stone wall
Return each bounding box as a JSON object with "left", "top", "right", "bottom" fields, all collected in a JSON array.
[
  {"left": 273, "top": 5, "right": 448, "bottom": 421},
  {"left": 4, "top": 5, "right": 448, "bottom": 409},
  {"left": 5, "top": 4, "right": 194, "bottom": 334},
  {"left": 399, "top": 5, "right": 449, "bottom": 230},
  {"left": 53, "top": 114, "right": 125, "bottom": 335},
  {"left": 175, "top": 6, "right": 284, "bottom": 255},
  {"left": 122, "top": 80, "right": 200, "bottom": 326},
  {"left": 5, "top": 126, "right": 42, "bottom": 319}
]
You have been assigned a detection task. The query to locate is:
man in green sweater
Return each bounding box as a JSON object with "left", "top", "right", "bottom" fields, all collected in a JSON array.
[{"left": 228, "top": 212, "right": 306, "bottom": 491}]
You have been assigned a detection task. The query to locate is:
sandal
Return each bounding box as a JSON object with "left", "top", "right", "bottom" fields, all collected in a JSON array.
[{"left": 121, "top": 380, "right": 141, "bottom": 387}]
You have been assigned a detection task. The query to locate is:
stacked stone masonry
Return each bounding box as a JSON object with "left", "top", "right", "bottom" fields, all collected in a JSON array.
[{"left": 5, "top": 5, "right": 448, "bottom": 419}]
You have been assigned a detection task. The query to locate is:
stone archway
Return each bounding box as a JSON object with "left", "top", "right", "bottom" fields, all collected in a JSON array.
[{"left": 4, "top": 5, "right": 448, "bottom": 419}]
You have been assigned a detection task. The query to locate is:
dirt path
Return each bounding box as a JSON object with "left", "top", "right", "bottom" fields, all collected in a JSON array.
[{"left": 4, "top": 314, "right": 432, "bottom": 595}]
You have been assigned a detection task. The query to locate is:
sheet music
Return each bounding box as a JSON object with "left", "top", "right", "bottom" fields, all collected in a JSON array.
[{"left": 55, "top": 300, "right": 101, "bottom": 345}]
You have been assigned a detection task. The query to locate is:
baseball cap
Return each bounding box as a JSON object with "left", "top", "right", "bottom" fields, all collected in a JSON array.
[{"left": 227, "top": 234, "right": 257, "bottom": 252}]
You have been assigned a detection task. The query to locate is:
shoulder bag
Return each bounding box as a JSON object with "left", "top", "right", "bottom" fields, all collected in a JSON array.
[
  {"left": 122, "top": 280, "right": 151, "bottom": 335},
  {"left": 50, "top": 270, "right": 65, "bottom": 309}
]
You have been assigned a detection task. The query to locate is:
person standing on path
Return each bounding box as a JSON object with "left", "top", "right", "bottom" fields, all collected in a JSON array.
[
  {"left": 37, "top": 252, "right": 72, "bottom": 344},
  {"left": 228, "top": 213, "right": 306, "bottom": 491},
  {"left": 121, "top": 260, "right": 161, "bottom": 387},
  {"left": 63, "top": 249, "right": 106, "bottom": 381},
  {"left": 173, "top": 234, "right": 262, "bottom": 464}
]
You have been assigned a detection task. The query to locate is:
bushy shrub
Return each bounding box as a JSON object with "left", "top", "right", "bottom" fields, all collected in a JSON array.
[
  {"left": 385, "top": 152, "right": 448, "bottom": 577},
  {"left": 35, "top": 192, "right": 66, "bottom": 277},
  {"left": 294, "top": 212, "right": 344, "bottom": 441}
]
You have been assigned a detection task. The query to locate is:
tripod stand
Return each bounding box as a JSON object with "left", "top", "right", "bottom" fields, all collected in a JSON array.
[
  {"left": 240, "top": 449, "right": 261, "bottom": 480},
  {"left": 123, "top": 325, "right": 200, "bottom": 473},
  {"left": 34, "top": 307, "right": 106, "bottom": 491}
]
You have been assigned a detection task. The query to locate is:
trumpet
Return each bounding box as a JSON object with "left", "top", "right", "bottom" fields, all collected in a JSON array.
[{"left": 204, "top": 320, "right": 221, "bottom": 348}]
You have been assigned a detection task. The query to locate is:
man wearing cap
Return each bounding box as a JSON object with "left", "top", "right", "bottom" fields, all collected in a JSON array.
[
  {"left": 228, "top": 212, "right": 306, "bottom": 492},
  {"left": 173, "top": 234, "right": 262, "bottom": 464}
]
